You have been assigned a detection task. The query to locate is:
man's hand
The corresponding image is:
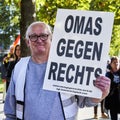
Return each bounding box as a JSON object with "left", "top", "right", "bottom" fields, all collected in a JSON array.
[{"left": 94, "top": 76, "right": 111, "bottom": 100}]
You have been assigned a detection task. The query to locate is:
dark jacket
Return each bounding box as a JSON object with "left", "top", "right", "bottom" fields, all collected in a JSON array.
[
  {"left": 5, "top": 59, "right": 18, "bottom": 82},
  {"left": 105, "top": 70, "right": 120, "bottom": 113},
  {"left": 1, "top": 63, "right": 7, "bottom": 79}
]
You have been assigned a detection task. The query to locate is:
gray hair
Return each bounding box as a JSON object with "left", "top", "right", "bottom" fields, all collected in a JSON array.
[{"left": 25, "top": 21, "right": 52, "bottom": 40}]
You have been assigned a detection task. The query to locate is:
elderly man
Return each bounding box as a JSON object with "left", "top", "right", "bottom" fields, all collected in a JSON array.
[{"left": 4, "top": 21, "right": 110, "bottom": 120}]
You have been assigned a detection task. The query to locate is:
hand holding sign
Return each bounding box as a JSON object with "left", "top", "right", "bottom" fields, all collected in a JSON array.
[{"left": 93, "top": 76, "right": 111, "bottom": 100}]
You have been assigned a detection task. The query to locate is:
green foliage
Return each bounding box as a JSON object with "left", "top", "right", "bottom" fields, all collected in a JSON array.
[
  {"left": 89, "top": 0, "right": 120, "bottom": 25},
  {"left": 0, "top": 75, "right": 3, "bottom": 93},
  {"left": 0, "top": 84, "right": 3, "bottom": 93},
  {"left": 89, "top": 0, "right": 120, "bottom": 56},
  {"left": 110, "top": 25, "right": 120, "bottom": 56},
  {"left": 36, "top": 0, "right": 120, "bottom": 57},
  {"left": 0, "top": 0, "right": 120, "bottom": 56},
  {"left": 0, "top": 0, "right": 20, "bottom": 49},
  {"left": 36, "top": 0, "right": 91, "bottom": 27}
]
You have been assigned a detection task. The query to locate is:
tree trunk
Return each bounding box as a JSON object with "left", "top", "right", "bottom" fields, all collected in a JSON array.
[{"left": 20, "top": 0, "right": 36, "bottom": 57}]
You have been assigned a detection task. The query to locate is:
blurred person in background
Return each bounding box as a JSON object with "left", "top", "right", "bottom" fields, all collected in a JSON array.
[
  {"left": 93, "top": 59, "right": 111, "bottom": 119},
  {"left": 5, "top": 44, "right": 21, "bottom": 90},
  {"left": 4, "top": 46, "right": 14, "bottom": 64},
  {"left": 1, "top": 54, "right": 8, "bottom": 103},
  {"left": 93, "top": 100, "right": 109, "bottom": 119},
  {"left": 106, "top": 59, "right": 111, "bottom": 72},
  {"left": 105, "top": 56, "right": 120, "bottom": 120},
  {"left": 3, "top": 45, "right": 15, "bottom": 91}
]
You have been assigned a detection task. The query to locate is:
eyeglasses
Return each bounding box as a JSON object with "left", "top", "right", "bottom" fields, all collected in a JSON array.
[{"left": 29, "top": 33, "right": 49, "bottom": 42}]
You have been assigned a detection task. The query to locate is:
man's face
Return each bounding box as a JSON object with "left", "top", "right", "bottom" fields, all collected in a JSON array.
[{"left": 27, "top": 24, "right": 51, "bottom": 57}]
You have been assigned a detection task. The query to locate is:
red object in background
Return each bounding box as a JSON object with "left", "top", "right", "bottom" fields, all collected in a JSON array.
[{"left": 13, "top": 35, "right": 20, "bottom": 47}]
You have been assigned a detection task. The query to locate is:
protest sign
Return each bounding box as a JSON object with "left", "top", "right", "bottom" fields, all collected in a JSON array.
[{"left": 43, "top": 9, "right": 114, "bottom": 98}]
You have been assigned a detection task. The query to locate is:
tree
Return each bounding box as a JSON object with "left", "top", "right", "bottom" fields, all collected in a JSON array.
[{"left": 20, "top": 0, "right": 36, "bottom": 57}]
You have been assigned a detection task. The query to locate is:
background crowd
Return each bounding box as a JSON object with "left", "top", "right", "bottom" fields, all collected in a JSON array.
[
  {"left": 1, "top": 44, "right": 21, "bottom": 102},
  {"left": 93, "top": 56, "right": 120, "bottom": 120}
]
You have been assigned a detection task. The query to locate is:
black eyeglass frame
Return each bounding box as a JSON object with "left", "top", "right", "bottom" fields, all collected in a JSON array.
[{"left": 29, "top": 33, "right": 49, "bottom": 42}]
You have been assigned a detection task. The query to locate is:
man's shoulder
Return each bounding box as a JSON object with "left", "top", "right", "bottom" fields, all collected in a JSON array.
[
  {"left": 13, "top": 56, "right": 31, "bottom": 79},
  {"left": 17, "top": 56, "right": 30, "bottom": 64},
  {"left": 20, "top": 56, "right": 31, "bottom": 61},
  {"left": 14, "top": 56, "right": 30, "bottom": 70}
]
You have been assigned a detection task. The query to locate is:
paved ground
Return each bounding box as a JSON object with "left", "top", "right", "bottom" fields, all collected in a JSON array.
[
  {"left": 0, "top": 93, "right": 5, "bottom": 120},
  {"left": 0, "top": 92, "right": 119, "bottom": 120},
  {"left": 78, "top": 105, "right": 110, "bottom": 120}
]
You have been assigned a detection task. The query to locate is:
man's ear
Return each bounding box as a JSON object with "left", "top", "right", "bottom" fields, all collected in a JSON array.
[{"left": 25, "top": 39, "right": 30, "bottom": 47}]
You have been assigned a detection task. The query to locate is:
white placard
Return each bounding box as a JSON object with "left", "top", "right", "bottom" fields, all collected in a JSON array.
[{"left": 43, "top": 9, "right": 114, "bottom": 98}]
